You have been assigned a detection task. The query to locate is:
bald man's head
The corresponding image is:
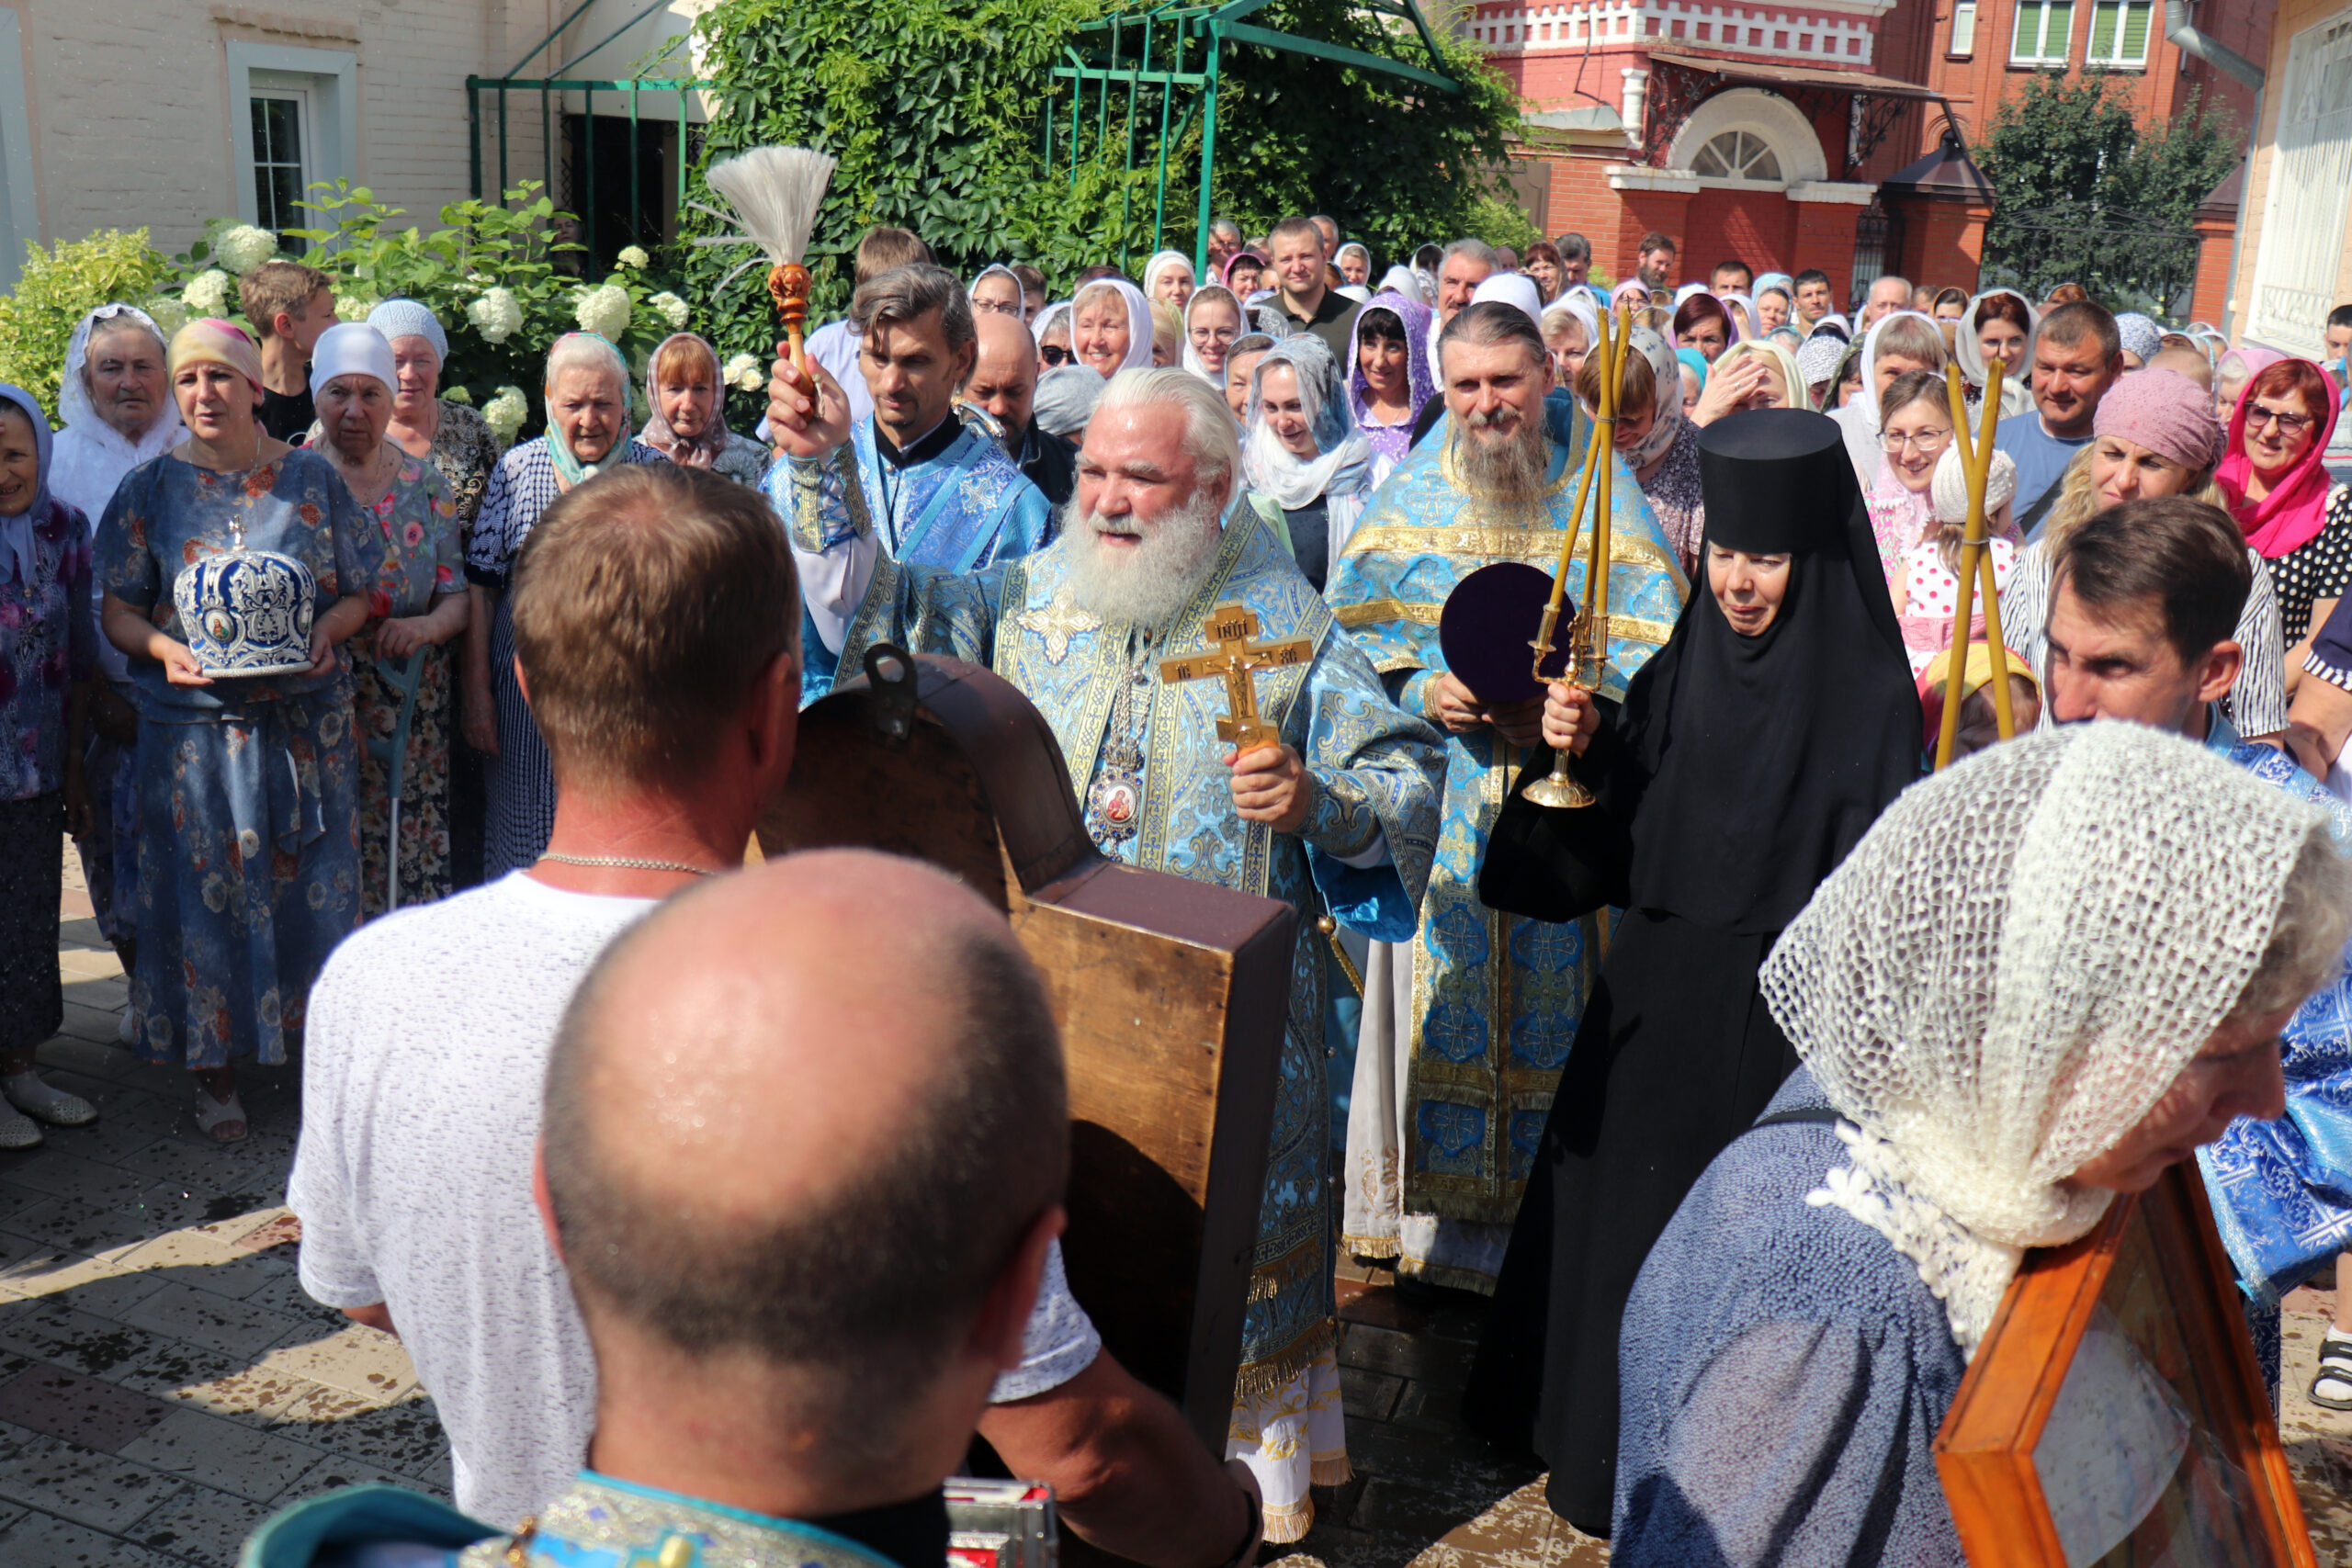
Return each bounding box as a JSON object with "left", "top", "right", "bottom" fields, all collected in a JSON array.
[
  {"left": 543, "top": 850, "right": 1067, "bottom": 1438},
  {"left": 965, "top": 310, "right": 1041, "bottom": 437}
]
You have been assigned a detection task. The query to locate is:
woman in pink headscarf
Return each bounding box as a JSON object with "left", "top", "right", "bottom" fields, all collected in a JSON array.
[{"left": 2219, "top": 357, "right": 2351, "bottom": 663}]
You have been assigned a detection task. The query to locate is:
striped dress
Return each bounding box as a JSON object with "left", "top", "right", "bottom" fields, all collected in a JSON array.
[{"left": 463, "top": 436, "right": 667, "bottom": 878}]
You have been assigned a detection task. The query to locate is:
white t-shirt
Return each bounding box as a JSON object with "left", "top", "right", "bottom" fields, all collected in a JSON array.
[{"left": 288, "top": 871, "right": 1099, "bottom": 1529}]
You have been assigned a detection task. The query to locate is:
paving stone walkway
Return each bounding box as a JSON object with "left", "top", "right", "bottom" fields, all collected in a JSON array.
[{"left": 9, "top": 847, "right": 2349, "bottom": 1565}]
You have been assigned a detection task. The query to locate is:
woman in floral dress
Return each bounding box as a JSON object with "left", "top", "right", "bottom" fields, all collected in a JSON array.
[
  {"left": 95, "top": 320, "right": 369, "bottom": 1143},
  {"left": 310, "top": 323, "right": 468, "bottom": 915}
]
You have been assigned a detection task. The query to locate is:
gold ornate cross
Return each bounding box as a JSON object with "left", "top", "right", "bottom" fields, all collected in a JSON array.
[{"left": 1159, "top": 602, "right": 1312, "bottom": 752}]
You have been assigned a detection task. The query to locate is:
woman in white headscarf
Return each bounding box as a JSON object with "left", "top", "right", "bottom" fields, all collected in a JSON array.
[
  {"left": 50, "top": 304, "right": 180, "bottom": 989},
  {"left": 1951, "top": 288, "right": 2038, "bottom": 419},
  {"left": 1608, "top": 722, "right": 2352, "bottom": 1567},
  {"left": 1376, "top": 264, "right": 1430, "bottom": 310},
  {"left": 1828, "top": 310, "right": 1951, "bottom": 485},
  {"left": 968, "top": 264, "right": 1027, "bottom": 318},
  {"left": 1034, "top": 299, "right": 1076, "bottom": 376},
  {"left": 1070, "top": 278, "right": 1157, "bottom": 380},
  {"left": 1141, "top": 250, "right": 1195, "bottom": 311},
  {"left": 1241, "top": 334, "right": 1373, "bottom": 591},
  {"left": 1182, "top": 284, "right": 1245, "bottom": 387}
]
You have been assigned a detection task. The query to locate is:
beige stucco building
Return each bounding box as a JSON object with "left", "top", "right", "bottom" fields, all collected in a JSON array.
[{"left": 2226, "top": 0, "right": 2352, "bottom": 356}]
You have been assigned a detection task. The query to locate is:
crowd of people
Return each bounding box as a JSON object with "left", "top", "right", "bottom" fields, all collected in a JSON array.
[{"left": 5, "top": 207, "right": 2352, "bottom": 1568}]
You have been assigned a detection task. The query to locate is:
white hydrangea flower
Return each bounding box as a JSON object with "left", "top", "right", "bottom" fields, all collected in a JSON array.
[
  {"left": 464, "top": 271, "right": 496, "bottom": 291},
  {"left": 649, "top": 291, "right": 690, "bottom": 332},
  {"left": 334, "top": 292, "right": 378, "bottom": 323},
  {"left": 468, "top": 287, "right": 523, "bottom": 344},
  {"left": 483, "top": 384, "right": 529, "bottom": 446},
  {"left": 181, "top": 269, "right": 232, "bottom": 317},
  {"left": 215, "top": 224, "right": 280, "bottom": 276},
  {"left": 145, "top": 297, "right": 190, "bottom": 335},
  {"left": 617, "top": 245, "right": 650, "bottom": 270},
  {"left": 724, "top": 352, "right": 764, "bottom": 392},
  {"left": 441, "top": 384, "right": 474, "bottom": 406},
  {"left": 572, "top": 283, "right": 631, "bottom": 340}
]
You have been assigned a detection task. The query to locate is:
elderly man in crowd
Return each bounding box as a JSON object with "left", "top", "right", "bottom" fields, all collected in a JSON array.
[
  {"left": 1208, "top": 219, "right": 1244, "bottom": 276},
  {"left": 288, "top": 462, "right": 1254, "bottom": 1561},
  {"left": 1860, "top": 273, "right": 1913, "bottom": 330},
  {"left": 764, "top": 263, "right": 1050, "bottom": 677},
  {"left": 773, "top": 352, "right": 1442, "bottom": 1541},
  {"left": 1998, "top": 299, "right": 2126, "bottom": 531},
  {"left": 260, "top": 845, "right": 1265, "bottom": 1568},
  {"left": 964, "top": 309, "right": 1075, "bottom": 507},
  {"left": 1326, "top": 301, "right": 1682, "bottom": 1292},
  {"left": 51, "top": 305, "right": 179, "bottom": 996},
  {"left": 1266, "top": 214, "right": 1360, "bottom": 358}
]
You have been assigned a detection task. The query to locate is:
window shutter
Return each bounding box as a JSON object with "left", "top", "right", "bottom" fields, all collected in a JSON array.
[
  {"left": 2120, "top": 1, "right": 2151, "bottom": 62},
  {"left": 1952, "top": 0, "right": 1977, "bottom": 55}
]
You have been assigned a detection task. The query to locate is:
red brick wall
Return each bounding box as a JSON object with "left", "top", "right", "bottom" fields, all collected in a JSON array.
[
  {"left": 1791, "top": 201, "right": 1865, "bottom": 304},
  {"left": 1683, "top": 191, "right": 1803, "bottom": 278},
  {"left": 1893, "top": 197, "right": 1993, "bottom": 293}
]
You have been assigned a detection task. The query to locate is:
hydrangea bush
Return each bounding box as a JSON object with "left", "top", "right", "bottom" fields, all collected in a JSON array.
[
  {"left": 0, "top": 228, "right": 172, "bottom": 419},
  {"left": 160, "top": 183, "right": 692, "bottom": 442}
]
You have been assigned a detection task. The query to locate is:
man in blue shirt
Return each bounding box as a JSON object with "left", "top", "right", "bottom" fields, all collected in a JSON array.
[{"left": 1998, "top": 300, "right": 2123, "bottom": 537}]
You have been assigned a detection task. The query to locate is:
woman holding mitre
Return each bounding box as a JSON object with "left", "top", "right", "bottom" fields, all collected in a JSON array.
[{"left": 1462, "top": 407, "right": 1923, "bottom": 1536}]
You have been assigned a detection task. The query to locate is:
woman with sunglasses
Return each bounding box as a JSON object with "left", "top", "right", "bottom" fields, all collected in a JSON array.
[
  {"left": 1033, "top": 301, "right": 1075, "bottom": 376},
  {"left": 2221, "top": 357, "right": 2351, "bottom": 675}
]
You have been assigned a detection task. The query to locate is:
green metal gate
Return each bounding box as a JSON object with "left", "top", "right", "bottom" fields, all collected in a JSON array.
[{"left": 1043, "top": 0, "right": 1462, "bottom": 276}]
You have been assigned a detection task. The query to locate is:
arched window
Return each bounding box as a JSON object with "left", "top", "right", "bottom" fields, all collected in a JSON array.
[{"left": 1689, "top": 129, "right": 1783, "bottom": 182}]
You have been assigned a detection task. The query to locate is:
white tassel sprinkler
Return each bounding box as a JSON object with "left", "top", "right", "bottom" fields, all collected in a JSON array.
[{"left": 691, "top": 145, "right": 840, "bottom": 381}]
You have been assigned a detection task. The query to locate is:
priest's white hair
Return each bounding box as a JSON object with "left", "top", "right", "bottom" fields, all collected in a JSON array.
[
  {"left": 1760, "top": 722, "right": 2352, "bottom": 1353},
  {"left": 1093, "top": 367, "right": 1241, "bottom": 502}
]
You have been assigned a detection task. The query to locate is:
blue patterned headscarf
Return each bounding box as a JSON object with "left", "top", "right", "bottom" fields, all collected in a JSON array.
[
  {"left": 0, "top": 382, "right": 55, "bottom": 585},
  {"left": 543, "top": 333, "right": 632, "bottom": 487}
]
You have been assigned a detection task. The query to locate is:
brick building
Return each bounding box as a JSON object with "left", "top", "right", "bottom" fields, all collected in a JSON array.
[
  {"left": 0, "top": 0, "right": 712, "bottom": 288},
  {"left": 1477, "top": 0, "right": 2269, "bottom": 310}
]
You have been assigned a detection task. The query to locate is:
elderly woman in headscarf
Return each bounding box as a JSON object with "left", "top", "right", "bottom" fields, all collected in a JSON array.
[
  {"left": 1829, "top": 310, "right": 1951, "bottom": 485},
  {"left": 0, "top": 384, "right": 100, "bottom": 1148},
  {"left": 1602, "top": 722, "right": 2350, "bottom": 1566},
  {"left": 1346, "top": 290, "right": 1437, "bottom": 490},
  {"left": 1182, "top": 284, "right": 1245, "bottom": 388},
  {"left": 2114, "top": 310, "right": 2165, "bottom": 371},
  {"left": 95, "top": 320, "right": 370, "bottom": 1143},
  {"left": 1241, "top": 335, "right": 1374, "bottom": 591},
  {"left": 51, "top": 304, "right": 179, "bottom": 988},
  {"left": 463, "top": 333, "right": 665, "bottom": 880},
  {"left": 1577, "top": 325, "right": 1707, "bottom": 577},
  {"left": 1034, "top": 299, "right": 1076, "bottom": 376},
  {"left": 1069, "top": 278, "right": 1157, "bottom": 382},
  {"left": 1996, "top": 367, "right": 2282, "bottom": 733},
  {"left": 1466, "top": 410, "right": 1925, "bottom": 1538},
  {"left": 359, "top": 299, "right": 498, "bottom": 890},
  {"left": 640, "top": 332, "right": 768, "bottom": 486},
  {"left": 309, "top": 323, "right": 469, "bottom": 916},
  {"left": 1691, "top": 335, "right": 1806, "bottom": 425},
  {"left": 968, "top": 264, "right": 1026, "bottom": 318},
  {"left": 1951, "top": 288, "right": 2037, "bottom": 419},
  {"left": 1141, "top": 250, "right": 1195, "bottom": 311},
  {"left": 1541, "top": 291, "right": 1599, "bottom": 393}
]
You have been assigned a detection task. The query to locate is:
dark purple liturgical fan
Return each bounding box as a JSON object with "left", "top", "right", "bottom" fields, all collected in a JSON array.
[{"left": 1440, "top": 560, "right": 1573, "bottom": 706}]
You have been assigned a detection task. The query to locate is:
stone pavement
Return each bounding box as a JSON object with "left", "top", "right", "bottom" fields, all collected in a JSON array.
[{"left": 6, "top": 846, "right": 2349, "bottom": 1566}]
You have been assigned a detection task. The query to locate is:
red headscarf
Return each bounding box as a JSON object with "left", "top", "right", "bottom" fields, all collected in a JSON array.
[{"left": 2218, "top": 357, "right": 2342, "bottom": 559}]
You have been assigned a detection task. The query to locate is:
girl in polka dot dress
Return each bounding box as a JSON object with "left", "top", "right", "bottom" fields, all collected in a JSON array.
[{"left": 1894, "top": 446, "right": 2020, "bottom": 677}]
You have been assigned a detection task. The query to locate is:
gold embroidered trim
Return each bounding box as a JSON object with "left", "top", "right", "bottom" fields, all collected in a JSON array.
[
  {"left": 1333, "top": 595, "right": 1677, "bottom": 647},
  {"left": 1340, "top": 525, "right": 1684, "bottom": 583},
  {"left": 1248, "top": 1235, "right": 1330, "bottom": 1303},
  {"left": 1341, "top": 1232, "right": 1405, "bottom": 1258},
  {"left": 1397, "top": 1255, "right": 1504, "bottom": 1296},
  {"left": 1261, "top": 1496, "right": 1317, "bottom": 1545},
  {"left": 1234, "top": 1317, "right": 1339, "bottom": 1398},
  {"left": 1310, "top": 1456, "right": 1356, "bottom": 1487}
]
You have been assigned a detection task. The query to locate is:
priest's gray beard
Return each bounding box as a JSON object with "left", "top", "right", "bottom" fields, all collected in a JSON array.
[
  {"left": 1455, "top": 400, "right": 1552, "bottom": 503},
  {"left": 1058, "top": 490, "right": 1227, "bottom": 634}
]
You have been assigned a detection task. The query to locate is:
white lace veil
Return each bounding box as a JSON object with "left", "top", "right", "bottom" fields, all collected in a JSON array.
[
  {"left": 1761, "top": 722, "right": 2335, "bottom": 1353},
  {"left": 51, "top": 304, "right": 182, "bottom": 525}
]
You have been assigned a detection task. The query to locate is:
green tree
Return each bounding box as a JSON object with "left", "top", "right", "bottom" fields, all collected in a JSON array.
[
  {"left": 1977, "top": 73, "right": 2241, "bottom": 315},
  {"left": 0, "top": 230, "right": 169, "bottom": 421}
]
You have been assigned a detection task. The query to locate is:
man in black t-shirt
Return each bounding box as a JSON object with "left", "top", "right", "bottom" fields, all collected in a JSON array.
[{"left": 239, "top": 259, "right": 336, "bottom": 442}]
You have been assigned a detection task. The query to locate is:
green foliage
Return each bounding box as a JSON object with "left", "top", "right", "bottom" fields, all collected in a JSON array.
[
  {"left": 0, "top": 230, "right": 170, "bottom": 421},
  {"left": 683, "top": 0, "right": 1529, "bottom": 426},
  {"left": 160, "top": 183, "right": 693, "bottom": 438},
  {"left": 1978, "top": 74, "right": 2242, "bottom": 317}
]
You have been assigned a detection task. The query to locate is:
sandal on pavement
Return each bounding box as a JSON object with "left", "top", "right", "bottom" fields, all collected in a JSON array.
[
  {"left": 2312, "top": 1332, "right": 2352, "bottom": 1412},
  {"left": 194, "top": 1086, "right": 247, "bottom": 1145},
  {"left": 4, "top": 1072, "right": 96, "bottom": 1128},
  {"left": 0, "top": 1108, "right": 41, "bottom": 1151}
]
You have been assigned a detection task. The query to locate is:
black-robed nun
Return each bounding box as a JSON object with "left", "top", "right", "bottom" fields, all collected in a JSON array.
[{"left": 1461, "top": 409, "right": 1924, "bottom": 1536}]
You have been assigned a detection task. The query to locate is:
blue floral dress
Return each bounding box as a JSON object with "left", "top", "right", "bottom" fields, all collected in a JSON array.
[
  {"left": 0, "top": 496, "right": 98, "bottom": 1053},
  {"left": 346, "top": 453, "right": 461, "bottom": 916},
  {"left": 95, "top": 449, "right": 367, "bottom": 1070}
]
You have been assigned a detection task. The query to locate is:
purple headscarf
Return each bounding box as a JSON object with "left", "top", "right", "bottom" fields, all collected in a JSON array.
[{"left": 1346, "top": 289, "right": 1436, "bottom": 479}]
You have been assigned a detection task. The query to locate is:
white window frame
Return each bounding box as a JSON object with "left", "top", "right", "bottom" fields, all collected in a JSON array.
[
  {"left": 0, "top": 7, "right": 39, "bottom": 291},
  {"left": 226, "top": 41, "right": 356, "bottom": 231},
  {"left": 2085, "top": 0, "right": 2153, "bottom": 68},
  {"left": 247, "top": 80, "right": 315, "bottom": 235},
  {"left": 2009, "top": 0, "right": 2075, "bottom": 65},
  {"left": 1950, "top": 1, "right": 1978, "bottom": 57}
]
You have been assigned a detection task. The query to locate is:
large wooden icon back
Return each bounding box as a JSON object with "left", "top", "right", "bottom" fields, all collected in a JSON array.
[{"left": 758, "top": 648, "right": 1295, "bottom": 1454}]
